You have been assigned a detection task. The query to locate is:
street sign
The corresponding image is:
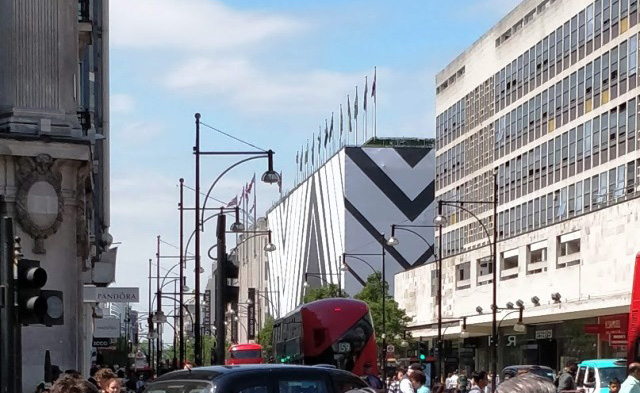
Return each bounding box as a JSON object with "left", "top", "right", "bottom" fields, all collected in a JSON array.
[
  {"left": 386, "top": 344, "right": 395, "bottom": 353},
  {"left": 84, "top": 286, "right": 139, "bottom": 303},
  {"left": 535, "top": 329, "right": 553, "bottom": 339},
  {"left": 94, "top": 318, "right": 121, "bottom": 338},
  {"left": 92, "top": 338, "right": 116, "bottom": 348}
]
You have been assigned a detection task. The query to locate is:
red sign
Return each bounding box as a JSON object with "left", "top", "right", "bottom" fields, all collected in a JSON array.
[
  {"left": 584, "top": 324, "right": 604, "bottom": 334},
  {"left": 599, "top": 314, "right": 629, "bottom": 344}
]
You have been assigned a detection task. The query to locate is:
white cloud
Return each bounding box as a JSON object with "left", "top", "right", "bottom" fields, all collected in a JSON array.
[
  {"left": 109, "top": 0, "right": 305, "bottom": 51},
  {"left": 164, "top": 57, "right": 363, "bottom": 115},
  {"left": 111, "top": 93, "right": 135, "bottom": 114},
  {"left": 113, "top": 121, "right": 166, "bottom": 145}
]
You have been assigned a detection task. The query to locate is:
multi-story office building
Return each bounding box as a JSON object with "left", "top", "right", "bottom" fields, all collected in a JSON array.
[
  {"left": 0, "top": 0, "right": 113, "bottom": 388},
  {"left": 267, "top": 138, "right": 436, "bottom": 318},
  {"left": 395, "top": 0, "right": 640, "bottom": 374}
]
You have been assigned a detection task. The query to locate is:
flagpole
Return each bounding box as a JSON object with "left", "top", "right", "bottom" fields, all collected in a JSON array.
[
  {"left": 373, "top": 66, "right": 377, "bottom": 139},
  {"left": 364, "top": 76, "right": 368, "bottom": 143}
]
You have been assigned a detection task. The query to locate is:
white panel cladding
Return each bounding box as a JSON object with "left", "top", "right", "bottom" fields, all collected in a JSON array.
[
  {"left": 395, "top": 197, "right": 640, "bottom": 335},
  {"left": 267, "top": 145, "right": 436, "bottom": 317}
]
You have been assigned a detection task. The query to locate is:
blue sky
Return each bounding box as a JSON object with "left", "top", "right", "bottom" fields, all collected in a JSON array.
[{"left": 107, "top": 0, "right": 521, "bottom": 320}]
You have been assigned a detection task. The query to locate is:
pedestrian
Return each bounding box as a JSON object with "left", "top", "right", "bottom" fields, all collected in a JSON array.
[
  {"left": 95, "top": 369, "right": 117, "bottom": 392},
  {"left": 445, "top": 374, "right": 453, "bottom": 393},
  {"left": 362, "top": 362, "right": 384, "bottom": 390},
  {"left": 468, "top": 371, "right": 487, "bottom": 393},
  {"left": 458, "top": 371, "right": 469, "bottom": 393},
  {"left": 556, "top": 361, "right": 577, "bottom": 392},
  {"left": 135, "top": 376, "right": 145, "bottom": 393},
  {"left": 88, "top": 366, "right": 100, "bottom": 388},
  {"left": 409, "top": 370, "right": 429, "bottom": 393},
  {"left": 105, "top": 378, "right": 121, "bottom": 393},
  {"left": 50, "top": 375, "right": 99, "bottom": 393},
  {"left": 620, "top": 363, "right": 640, "bottom": 393},
  {"left": 496, "top": 373, "right": 555, "bottom": 393},
  {"left": 610, "top": 379, "right": 622, "bottom": 393},
  {"left": 401, "top": 364, "right": 422, "bottom": 393},
  {"left": 390, "top": 366, "right": 407, "bottom": 393},
  {"left": 448, "top": 371, "right": 459, "bottom": 393},
  {"left": 485, "top": 373, "right": 493, "bottom": 393}
]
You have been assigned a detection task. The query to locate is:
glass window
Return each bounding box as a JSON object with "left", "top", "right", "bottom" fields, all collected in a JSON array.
[
  {"left": 585, "top": 120, "right": 593, "bottom": 157},
  {"left": 587, "top": 4, "right": 595, "bottom": 40},
  {"left": 630, "top": 35, "right": 638, "bottom": 75},
  {"left": 562, "top": 132, "right": 569, "bottom": 162},
  {"left": 629, "top": 98, "right": 637, "bottom": 133},
  {"left": 279, "top": 380, "right": 328, "bottom": 393},
  {"left": 594, "top": 115, "right": 601, "bottom": 150},
  {"left": 616, "top": 165, "right": 626, "bottom": 197},
  {"left": 594, "top": 57, "right": 602, "bottom": 93},
  {"left": 602, "top": 112, "right": 609, "bottom": 148},
  {"left": 571, "top": 15, "right": 579, "bottom": 52},
  {"left": 576, "top": 181, "right": 584, "bottom": 214}
]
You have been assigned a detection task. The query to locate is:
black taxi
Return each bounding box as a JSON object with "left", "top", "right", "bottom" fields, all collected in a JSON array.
[{"left": 144, "top": 364, "right": 370, "bottom": 393}]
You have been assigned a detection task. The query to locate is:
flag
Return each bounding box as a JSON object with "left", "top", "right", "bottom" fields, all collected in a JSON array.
[
  {"left": 305, "top": 142, "right": 309, "bottom": 163},
  {"left": 340, "top": 104, "right": 344, "bottom": 136},
  {"left": 299, "top": 146, "right": 303, "bottom": 171},
  {"left": 245, "top": 183, "right": 250, "bottom": 199},
  {"left": 226, "top": 195, "right": 238, "bottom": 208},
  {"left": 371, "top": 67, "right": 376, "bottom": 103},
  {"left": 329, "top": 112, "right": 334, "bottom": 140},
  {"left": 296, "top": 151, "right": 299, "bottom": 165},
  {"left": 324, "top": 119, "right": 329, "bottom": 147},
  {"left": 317, "top": 133, "right": 321, "bottom": 153},
  {"left": 277, "top": 171, "right": 282, "bottom": 194},
  {"left": 364, "top": 76, "right": 368, "bottom": 112},
  {"left": 246, "top": 174, "right": 256, "bottom": 195},
  {"left": 241, "top": 185, "right": 245, "bottom": 203},
  {"left": 347, "top": 95, "right": 353, "bottom": 133},
  {"left": 354, "top": 86, "right": 359, "bottom": 119}
]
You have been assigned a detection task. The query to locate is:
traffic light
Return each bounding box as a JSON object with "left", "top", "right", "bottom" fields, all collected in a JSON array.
[
  {"left": 418, "top": 342, "right": 428, "bottom": 363},
  {"left": 16, "top": 258, "right": 64, "bottom": 326}
]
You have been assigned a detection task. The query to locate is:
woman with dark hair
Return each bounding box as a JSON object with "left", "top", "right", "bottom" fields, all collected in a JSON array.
[{"left": 409, "top": 370, "right": 429, "bottom": 393}]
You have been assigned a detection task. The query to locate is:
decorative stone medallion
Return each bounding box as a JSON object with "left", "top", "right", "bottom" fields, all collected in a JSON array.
[{"left": 15, "top": 154, "right": 64, "bottom": 254}]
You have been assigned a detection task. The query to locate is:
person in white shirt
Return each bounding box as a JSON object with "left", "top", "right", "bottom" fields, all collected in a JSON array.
[
  {"left": 448, "top": 371, "right": 459, "bottom": 393},
  {"left": 400, "top": 364, "right": 423, "bottom": 393}
]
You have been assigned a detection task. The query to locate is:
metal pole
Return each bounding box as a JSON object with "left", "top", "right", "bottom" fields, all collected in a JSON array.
[
  {"left": 381, "top": 234, "right": 387, "bottom": 390},
  {"left": 179, "top": 178, "right": 185, "bottom": 368},
  {"left": 156, "top": 235, "right": 162, "bottom": 372},
  {"left": 437, "top": 201, "right": 443, "bottom": 383},
  {"left": 148, "top": 258, "right": 154, "bottom": 371},
  {"left": 194, "top": 113, "right": 203, "bottom": 365},
  {"left": 0, "top": 217, "right": 19, "bottom": 393},
  {"left": 491, "top": 170, "right": 499, "bottom": 393},
  {"left": 214, "top": 213, "right": 227, "bottom": 365},
  {"left": 173, "top": 280, "right": 178, "bottom": 369}
]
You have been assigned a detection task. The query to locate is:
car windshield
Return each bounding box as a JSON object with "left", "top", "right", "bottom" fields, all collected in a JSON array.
[
  {"left": 598, "top": 367, "right": 627, "bottom": 385},
  {"left": 231, "top": 349, "right": 262, "bottom": 359},
  {"left": 146, "top": 381, "right": 213, "bottom": 393},
  {"left": 529, "top": 368, "right": 555, "bottom": 381}
]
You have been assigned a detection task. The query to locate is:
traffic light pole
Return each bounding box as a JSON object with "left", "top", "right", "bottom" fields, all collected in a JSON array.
[{"left": 0, "top": 217, "right": 20, "bottom": 393}]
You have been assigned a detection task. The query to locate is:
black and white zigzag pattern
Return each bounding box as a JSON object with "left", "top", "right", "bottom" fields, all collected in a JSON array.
[{"left": 267, "top": 146, "right": 435, "bottom": 316}]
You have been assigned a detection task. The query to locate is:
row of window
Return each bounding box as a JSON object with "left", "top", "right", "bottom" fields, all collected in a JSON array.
[
  {"left": 496, "top": 97, "right": 638, "bottom": 205},
  {"left": 436, "top": 34, "right": 640, "bottom": 193},
  {"left": 436, "top": 158, "right": 639, "bottom": 259},
  {"left": 436, "top": 0, "right": 639, "bottom": 153},
  {"left": 452, "top": 232, "right": 582, "bottom": 291}
]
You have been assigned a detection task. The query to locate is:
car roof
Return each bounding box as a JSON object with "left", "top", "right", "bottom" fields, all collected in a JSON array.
[
  {"left": 153, "top": 364, "right": 359, "bottom": 383},
  {"left": 502, "top": 365, "right": 554, "bottom": 370},
  {"left": 578, "top": 359, "right": 627, "bottom": 368}
]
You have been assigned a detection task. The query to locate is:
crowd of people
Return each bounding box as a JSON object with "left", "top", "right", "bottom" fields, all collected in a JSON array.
[{"left": 36, "top": 365, "right": 148, "bottom": 393}]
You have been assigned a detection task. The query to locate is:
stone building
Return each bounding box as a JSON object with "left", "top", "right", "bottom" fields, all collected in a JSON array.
[
  {"left": 0, "top": 0, "right": 113, "bottom": 389},
  {"left": 395, "top": 0, "right": 640, "bottom": 375}
]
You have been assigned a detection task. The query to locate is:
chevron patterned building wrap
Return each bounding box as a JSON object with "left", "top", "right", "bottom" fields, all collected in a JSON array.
[{"left": 266, "top": 144, "right": 435, "bottom": 317}]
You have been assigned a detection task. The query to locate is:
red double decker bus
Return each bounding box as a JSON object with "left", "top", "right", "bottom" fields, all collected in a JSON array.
[
  {"left": 272, "top": 298, "right": 377, "bottom": 376},
  {"left": 226, "top": 343, "right": 264, "bottom": 365}
]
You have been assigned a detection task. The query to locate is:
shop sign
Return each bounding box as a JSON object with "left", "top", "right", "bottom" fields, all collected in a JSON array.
[
  {"left": 610, "top": 333, "right": 627, "bottom": 346},
  {"left": 599, "top": 314, "right": 628, "bottom": 343},
  {"left": 584, "top": 324, "right": 604, "bottom": 334},
  {"left": 92, "top": 338, "right": 116, "bottom": 348},
  {"left": 535, "top": 330, "right": 553, "bottom": 339}
]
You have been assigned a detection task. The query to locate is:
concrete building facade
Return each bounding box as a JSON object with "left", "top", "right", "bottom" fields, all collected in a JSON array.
[
  {"left": 395, "top": 0, "right": 640, "bottom": 374},
  {"left": 0, "top": 0, "right": 113, "bottom": 388},
  {"left": 266, "top": 139, "right": 436, "bottom": 319}
]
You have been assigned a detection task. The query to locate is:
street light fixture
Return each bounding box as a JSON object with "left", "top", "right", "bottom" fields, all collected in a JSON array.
[
  {"left": 506, "top": 302, "right": 514, "bottom": 309},
  {"left": 386, "top": 236, "right": 399, "bottom": 246},
  {"left": 303, "top": 280, "right": 309, "bottom": 288},
  {"left": 531, "top": 296, "right": 541, "bottom": 306},
  {"left": 261, "top": 150, "right": 280, "bottom": 184},
  {"left": 475, "top": 306, "right": 483, "bottom": 314},
  {"left": 152, "top": 311, "right": 167, "bottom": 324},
  {"left": 149, "top": 330, "right": 159, "bottom": 339},
  {"left": 230, "top": 207, "right": 245, "bottom": 233},
  {"left": 263, "top": 231, "right": 276, "bottom": 252}
]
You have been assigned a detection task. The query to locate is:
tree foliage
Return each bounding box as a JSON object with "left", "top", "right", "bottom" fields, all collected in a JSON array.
[
  {"left": 354, "top": 272, "right": 413, "bottom": 347},
  {"left": 257, "top": 314, "right": 275, "bottom": 360},
  {"left": 303, "top": 283, "right": 348, "bottom": 303}
]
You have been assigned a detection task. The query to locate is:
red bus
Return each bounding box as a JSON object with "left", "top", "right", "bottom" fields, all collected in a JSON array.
[
  {"left": 272, "top": 298, "right": 377, "bottom": 376},
  {"left": 226, "top": 343, "right": 264, "bottom": 365}
]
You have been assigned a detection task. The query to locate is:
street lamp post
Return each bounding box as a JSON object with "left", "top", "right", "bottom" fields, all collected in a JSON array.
[
  {"left": 341, "top": 233, "right": 386, "bottom": 387},
  {"left": 386, "top": 224, "right": 440, "bottom": 379},
  {"left": 193, "top": 113, "right": 279, "bottom": 365},
  {"left": 303, "top": 272, "right": 343, "bottom": 293},
  {"left": 434, "top": 170, "right": 498, "bottom": 392}
]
